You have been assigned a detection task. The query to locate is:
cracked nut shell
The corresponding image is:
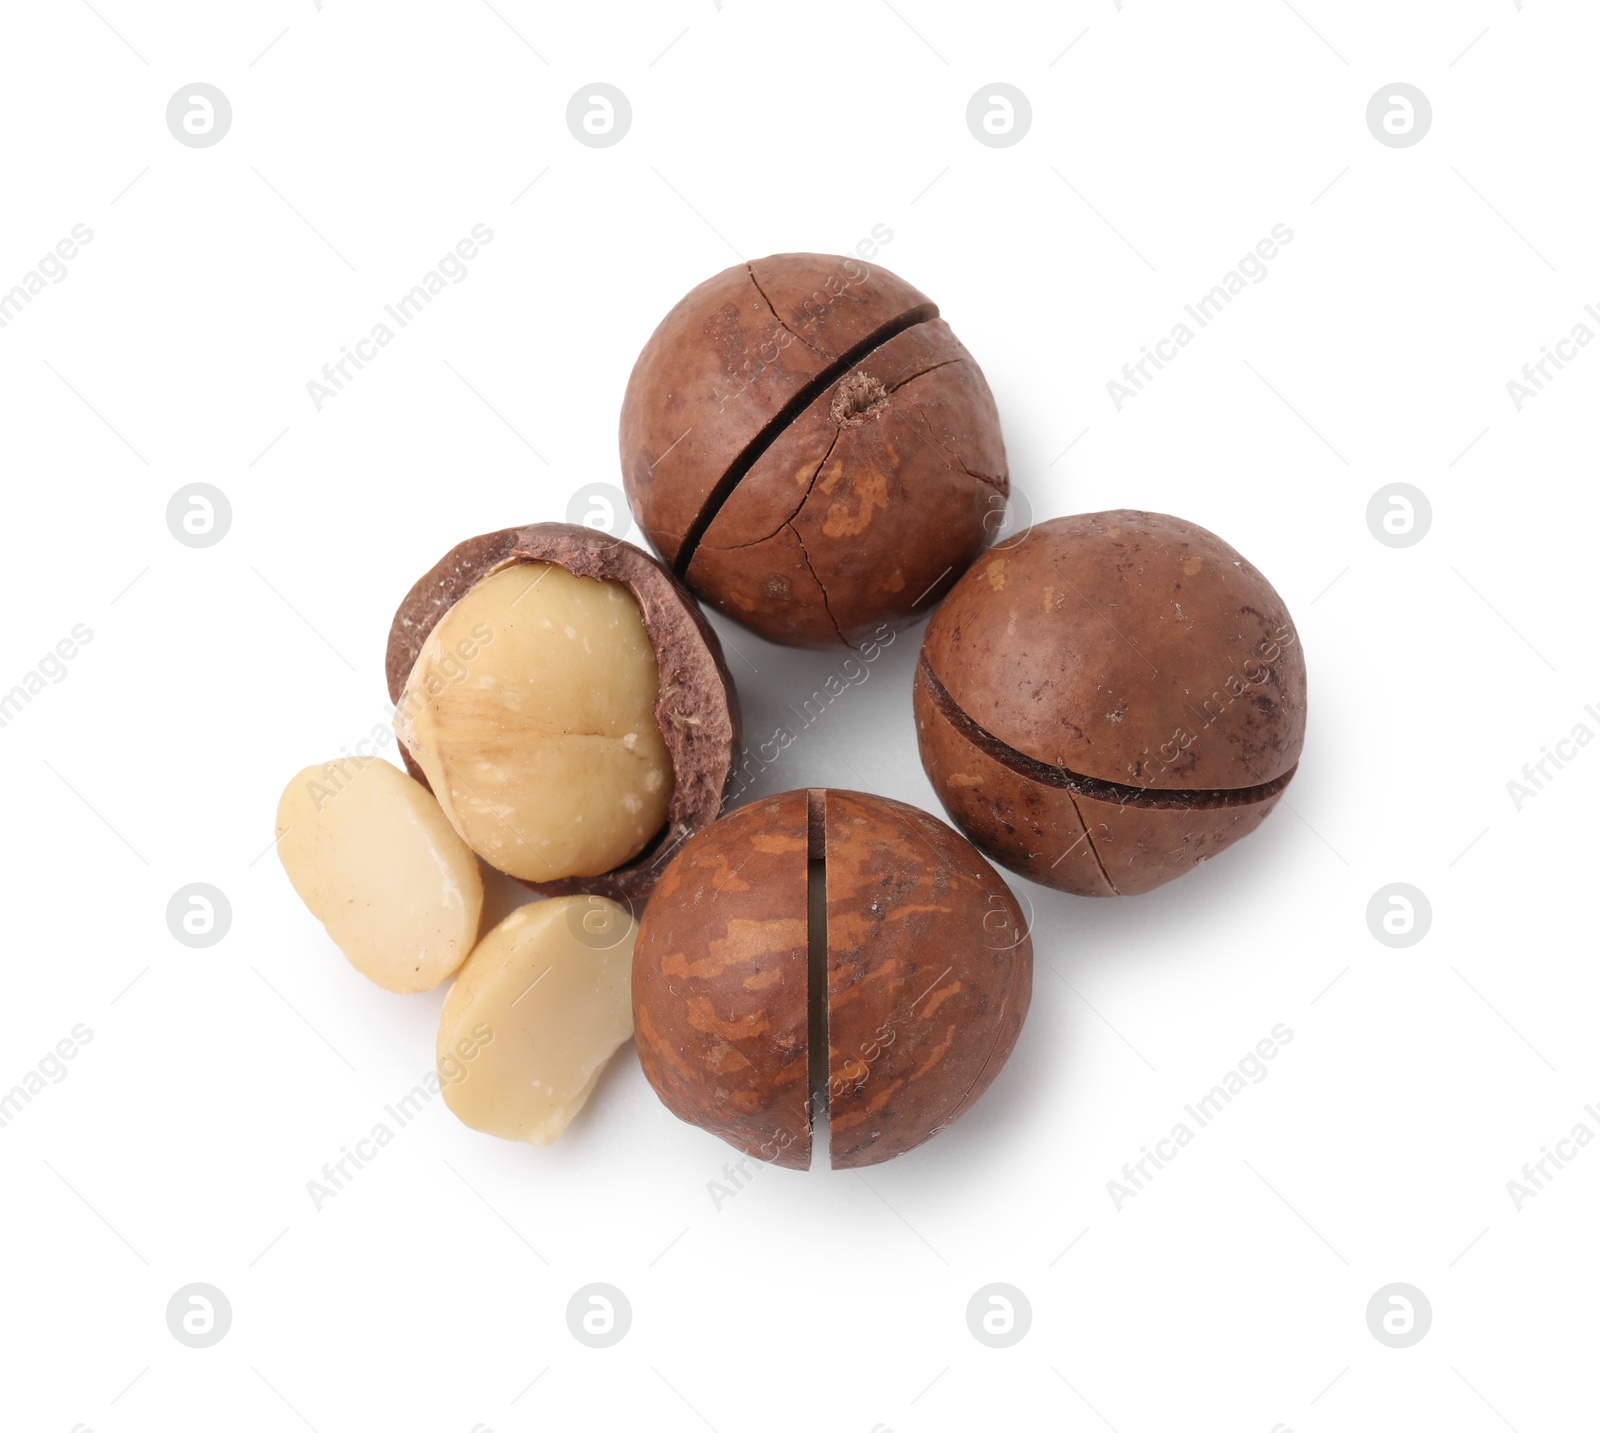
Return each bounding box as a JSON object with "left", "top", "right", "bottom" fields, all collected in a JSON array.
[
  {"left": 914, "top": 511, "right": 1307, "bottom": 896},
  {"left": 632, "top": 788, "right": 1032, "bottom": 1170},
  {"left": 385, "top": 522, "right": 742, "bottom": 904},
  {"left": 621, "top": 253, "right": 1009, "bottom": 649}
]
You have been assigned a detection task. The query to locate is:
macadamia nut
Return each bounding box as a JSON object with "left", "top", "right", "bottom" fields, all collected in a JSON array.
[
  {"left": 621, "top": 253, "right": 1009, "bottom": 648},
  {"left": 395, "top": 562, "right": 674, "bottom": 883},
  {"left": 914, "top": 511, "right": 1307, "bottom": 895},
  {"left": 276, "top": 758, "right": 483, "bottom": 993},
  {"left": 437, "top": 896, "right": 636, "bottom": 1144},
  {"left": 633, "top": 789, "right": 1032, "bottom": 1169}
]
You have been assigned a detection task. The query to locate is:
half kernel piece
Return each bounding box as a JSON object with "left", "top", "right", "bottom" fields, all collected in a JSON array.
[
  {"left": 396, "top": 562, "right": 673, "bottom": 883},
  {"left": 386, "top": 523, "right": 742, "bottom": 904},
  {"left": 275, "top": 758, "right": 483, "bottom": 993},
  {"left": 437, "top": 896, "right": 636, "bottom": 1145}
]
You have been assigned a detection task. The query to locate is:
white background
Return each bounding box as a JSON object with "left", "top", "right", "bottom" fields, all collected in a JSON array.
[{"left": 1, "top": 2, "right": 1595, "bottom": 1430}]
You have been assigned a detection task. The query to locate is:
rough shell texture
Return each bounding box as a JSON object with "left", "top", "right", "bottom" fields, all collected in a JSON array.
[
  {"left": 821, "top": 789, "right": 1031, "bottom": 1168},
  {"left": 913, "top": 663, "right": 1289, "bottom": 897},
  {"left": 916, "top": 511, "right": 1306, "bottom": 896},
  {"left": 385, "top": 523, "right": 742, "bottom": 903},
  {"left": 632, "top": 791, "right": 813, "bottom": 1170},
  {"left": 922, "top": 511, "right": 1306, "bottom": 789},
  {"left": 632, "top": 788, "right": 1032, "bottom": 1170},
  {"left": 620, "top": 253, "right": 1008, "bottom": 648}
]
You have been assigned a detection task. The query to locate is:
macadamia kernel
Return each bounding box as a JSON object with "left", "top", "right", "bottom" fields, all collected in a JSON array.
[
  {"left": 437, "top": 896, "right": 636, "bottom": 1145},
  {"left": 395, "top": 562, "right": 674, "bottom": 882},
  {"left": 276, "top": 758, "right": 483, "bottom": 993}
]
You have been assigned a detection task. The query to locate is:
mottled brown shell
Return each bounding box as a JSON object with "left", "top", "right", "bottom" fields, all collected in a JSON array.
[
  {"left": 620, "top": 254, "right": 1008, "bottom": 648},
  {"left": 916, "top": 511, "right": 1306, "bottom": 896},
  {"left": 385, "top": 522, "right": 742, "bottom": 904},
  {"left": 821, "top": 789, "right": 1031, "bottom": 1167},
  {"left": 632, "top": 792, "right": 813, "bottom": 1169},
  {"left": 632, "top": 788, "right": 1032, "bottom": 1169}
]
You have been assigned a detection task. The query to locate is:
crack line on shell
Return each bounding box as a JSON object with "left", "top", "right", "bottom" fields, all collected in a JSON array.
[
  {"left": 746, "top": 263, "right": 825, "bottom": 357},
  {"left": 1064, "top": 790, "right": 1119, "bottom": 894},
  {"left": 887, "top": 356, "right": 962, "bottom": 393},
  {"left": 918, "top": 656, "right": 1296, "bottom": 811},
  {"left": 887, "top": 363, "right": 1011, "bottom": 493},
  {"left": 704, "top": 427, "right": 841, "bottom": 553},
  {"left": 883, "top": 399, "right": 1004, "bottom": 524},
  {"left": 889, "top": 398, "right": 1007, "bottom": 495},
  {"left": 707, "top": 363, "right": 1003, "bottom": 557},
  {"left": 959, "top": 461, "right": 1006, "bottom": 493},
  {"left": 673, "top": 302, "right": 940, "bottom": 578},
  {"left": 791, "top": 522, "right": 850, "bottom": 646}
]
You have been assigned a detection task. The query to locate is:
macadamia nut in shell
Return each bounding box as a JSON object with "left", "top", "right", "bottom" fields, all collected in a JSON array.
[
  {"left": 621, "top": 254, "right": 1009, "bottom": 648},
  {"left": 915, "top": 511, "right": 1307, "bottom": 896},
  {"left": 396, "top": 562, "right": 674, "bottom": 883},
  {"left": 386, "top": 523, "right": 742, "bottom": 904},
  {"left": 633, "top": 788, "right": 1032, "bottom": 1169}
]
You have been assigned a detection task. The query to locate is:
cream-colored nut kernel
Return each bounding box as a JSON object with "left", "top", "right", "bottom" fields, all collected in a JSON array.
[
  {"left": 437, "top": 896, "right": 636, "bottom": 1145},
  {"left": 395, "top": 562, "right": 674, "bottom": 883},
  {"left": 275, "top": 758, "right": 483, "bottom": 993}
]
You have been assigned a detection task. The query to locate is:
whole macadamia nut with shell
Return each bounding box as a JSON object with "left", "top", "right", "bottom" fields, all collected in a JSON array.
[
  {"left": 914, "top": 511, "right": 1307, "bottom": 896},
  {"left": 621, "top": 253, "right": 1009, "bottom": 648},
  {"left": 386, "top": 522, "right": 741, "bottom": 904},
  {"left": 633, "top": 788, "right": 1032, "bottom": 1169}
]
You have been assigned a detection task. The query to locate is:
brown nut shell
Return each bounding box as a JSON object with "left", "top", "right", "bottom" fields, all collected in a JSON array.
[
  {"left": 821, "top": 789, "right": 1031, "bottom": 1167},
  {"left": 385, "top": 523, "right": 742, "bottom": 904},
  {"left": 631, "top": 791, "right": 813, "bottom": 1170},
  {"left": 914, "top": 662, "right": 1291, "bottom": 897},
  {"left": 621, "top": 254, "right": 1008, "bottom": 648},
  {"left": 917, "top": 511, "right": 1306, "bottom": 896},
  {"left": 632, "top": 788, "right": 1032, "bottom": 1169}
]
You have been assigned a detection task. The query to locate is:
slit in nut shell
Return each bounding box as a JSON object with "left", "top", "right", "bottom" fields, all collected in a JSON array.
[
  {"left": 632, "top": 788, "right": 1033, "bottom": 1170},
  {"left": 914, "top": 510, "right": 1308, "bottom": 896}
]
